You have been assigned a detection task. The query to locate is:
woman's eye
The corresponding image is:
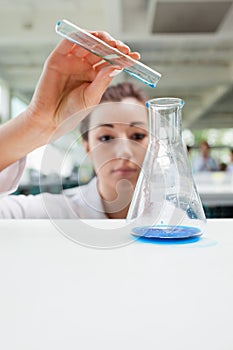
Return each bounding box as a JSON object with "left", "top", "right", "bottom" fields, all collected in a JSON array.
[
  {"left": 131, "top": 133, "right": 147, "bottom": 141},
  {"left": 98, "top": 135, "right": 114, "bottom": 142}
]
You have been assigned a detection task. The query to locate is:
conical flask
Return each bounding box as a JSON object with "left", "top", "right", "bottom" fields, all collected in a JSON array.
[{"left": 127, "top": 98, "right": 206, "bottom": 239}]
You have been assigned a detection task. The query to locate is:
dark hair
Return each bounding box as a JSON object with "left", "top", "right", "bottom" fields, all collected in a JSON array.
[
  {"left": 199, "top": 140, "right": 210, "bottom": 148},
  {"left": 80, "top": 82, "right": 147, "bottom": 141}
]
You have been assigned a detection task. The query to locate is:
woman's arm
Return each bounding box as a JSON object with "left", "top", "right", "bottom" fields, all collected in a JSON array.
[{"left": 0, "top": 32, "right": 140, "bottom": 171}]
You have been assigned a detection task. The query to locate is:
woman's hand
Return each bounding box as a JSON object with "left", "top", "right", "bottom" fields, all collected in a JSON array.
[{"left": 27, "top": 32, "right": 140, "bottom": 140}]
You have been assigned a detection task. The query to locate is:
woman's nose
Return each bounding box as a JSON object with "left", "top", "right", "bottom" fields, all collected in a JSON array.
[{"left": 115, "top": 139, "right": 133, "bottom": 159}]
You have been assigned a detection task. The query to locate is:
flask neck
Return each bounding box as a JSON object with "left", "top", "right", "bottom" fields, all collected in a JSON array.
[{"left": 146, "top": 98, "right": 184, "bottom": 143}]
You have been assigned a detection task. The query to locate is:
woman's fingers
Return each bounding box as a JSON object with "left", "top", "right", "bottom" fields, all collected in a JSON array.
[
  {"left": 91, "top": 31, "right": 138, "bottom": 57},
  {"left": 52, "top": 30, "right": 140, "bottom": 69},
  {"left": 115, "top": 40, "right": 130, "bottom": 55},
  {"left": 85, "top": 65, "right": 122, "bottom": 105},
  {"left": 52, "top": 39, "right": 77, "bottom": 56},
  {"left": 78, "top": 47, "right": 141, "bottom": 68},
  {"left": 90, "top": 31, "right": 117, "bottom": 47},
  {"left": 128, "top": 51, "right": 141, "bottom": 60}
]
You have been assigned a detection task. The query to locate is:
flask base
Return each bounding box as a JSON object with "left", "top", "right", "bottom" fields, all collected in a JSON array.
[{"left": 131, "top": 225, "right": 202, "bottom": 239}]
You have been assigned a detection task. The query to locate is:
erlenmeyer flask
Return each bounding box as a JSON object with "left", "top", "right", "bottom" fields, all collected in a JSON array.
[{"left": 127, "top": 98, "right": 206, "bottom": 239}]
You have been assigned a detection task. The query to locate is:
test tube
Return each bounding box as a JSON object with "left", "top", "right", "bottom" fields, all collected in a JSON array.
[{"left": 55, "top": 19, "right": 161, "bottom": 88}]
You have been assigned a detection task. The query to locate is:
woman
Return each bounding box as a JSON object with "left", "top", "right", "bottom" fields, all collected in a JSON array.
[
  {"left": 79, "top": 82, "right": 148, "bottom": 219},
  {"left": 0, "top": 30, "right": 140, "bottom": 195},
  {"left": 0, "top": 83, "right": 148, "bottom": 219}
]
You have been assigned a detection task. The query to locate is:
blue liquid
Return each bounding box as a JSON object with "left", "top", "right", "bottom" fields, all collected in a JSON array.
[
  {"left": 132, "top": 225, "right": 202, "bottom": 239},
  {"left": 125, "top": 69, "right": 156, "bottom": 88}
]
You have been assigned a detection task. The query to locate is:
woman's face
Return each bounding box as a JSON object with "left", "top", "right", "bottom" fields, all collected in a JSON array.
[{"left": 82, "top": 97, "right": 148, "bottom": 200}]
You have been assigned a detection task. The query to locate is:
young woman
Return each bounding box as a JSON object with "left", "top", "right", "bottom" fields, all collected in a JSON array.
[
  {"left": 0, "top": 30, "right": 140, "bottom": 195},
  {"left": 0, "top": 83, "right": 148, "bottom": 219},
  {"left": 79, "top": 82, "right": 148, "bottom": 219}
]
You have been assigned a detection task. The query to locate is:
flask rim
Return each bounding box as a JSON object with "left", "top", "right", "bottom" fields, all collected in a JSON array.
[{"left": 146, "top": 97, "right": 184, "bottom": 108}]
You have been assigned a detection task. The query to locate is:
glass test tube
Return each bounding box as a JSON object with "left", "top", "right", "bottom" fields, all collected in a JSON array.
[{"left": 55, "top": 19, "right": 161, "bottom": 88}]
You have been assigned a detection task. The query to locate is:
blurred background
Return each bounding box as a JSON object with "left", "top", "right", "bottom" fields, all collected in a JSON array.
[{"left": 0, "top": 0, "right": 233, "bottom": 216}]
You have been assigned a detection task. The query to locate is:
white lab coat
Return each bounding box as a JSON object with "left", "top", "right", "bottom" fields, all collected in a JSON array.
[
  {"left": 0, "top": 161, "right": 107, "bottom": 218},
  {"left": 0, "top": 158, "right": 26, "bottom": 197}
]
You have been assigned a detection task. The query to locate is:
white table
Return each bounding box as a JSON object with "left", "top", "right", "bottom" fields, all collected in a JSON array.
[{"left": 0, "top": 219, "right": 233, "bottom": 350}]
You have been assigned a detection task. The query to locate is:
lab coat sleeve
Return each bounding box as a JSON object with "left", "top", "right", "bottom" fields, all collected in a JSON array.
[
  {"left": 0, "top": 192, "right": 77, "bottom": 219},
  {"left": 0, "top": 158, "right": 26, "bottom": 196}
]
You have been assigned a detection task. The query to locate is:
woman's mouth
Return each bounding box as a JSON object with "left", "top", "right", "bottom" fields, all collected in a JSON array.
[{"left": 112, "top": 168, "right": 137, "bottom": 177}]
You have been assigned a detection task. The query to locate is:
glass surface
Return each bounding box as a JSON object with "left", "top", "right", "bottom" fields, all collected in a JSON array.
[
  {"left": 55, "top": 19, "right": 161, "bottom": 88},
  {"left": 127, "top": 98, "right": 207, "bottom": 239}
]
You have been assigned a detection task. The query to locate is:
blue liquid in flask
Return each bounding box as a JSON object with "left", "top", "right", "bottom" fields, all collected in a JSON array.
[{"left": 132, "top": 225, "right": 202, "bottom": 239}]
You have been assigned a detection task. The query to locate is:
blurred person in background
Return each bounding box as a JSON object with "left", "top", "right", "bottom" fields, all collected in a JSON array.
[{"left": 192, "top": 140, "right": 218, "bottom": 172}]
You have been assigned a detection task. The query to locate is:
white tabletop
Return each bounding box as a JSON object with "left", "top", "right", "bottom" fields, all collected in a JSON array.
[{"left": 0, "top": 219, "right": 233, "bottom": 350}]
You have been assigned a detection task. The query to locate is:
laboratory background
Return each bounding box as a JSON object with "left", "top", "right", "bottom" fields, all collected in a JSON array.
[{"left": 0, "top": 0, "right": 233, "bottom": 217}]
